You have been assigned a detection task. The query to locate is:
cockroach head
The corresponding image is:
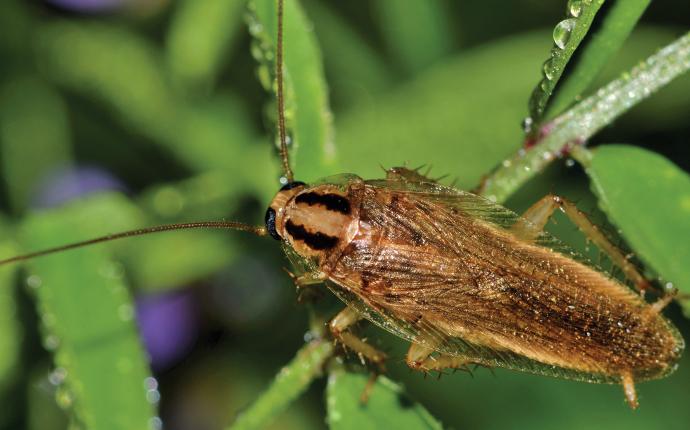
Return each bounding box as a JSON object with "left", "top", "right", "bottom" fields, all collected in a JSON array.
[{"left": 265, "top": 181, "right": 307, "bottom": 240}]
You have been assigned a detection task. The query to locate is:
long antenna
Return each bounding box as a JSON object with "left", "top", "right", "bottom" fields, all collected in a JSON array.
[
  {"left": 276, "top": 0, "right": 294, "bottom": 183},
  {"left": 0, "top": 221, "right": 267, "bottom": 266}
]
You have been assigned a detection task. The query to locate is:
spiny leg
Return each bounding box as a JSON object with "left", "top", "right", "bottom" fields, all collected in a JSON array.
[
  {"left": 329, "top": 307, "right": 387, "bottom": 404},
  {"left": 406, "top": 343, "right": 472, "bottom": 373},
  {"left": 621, "top": 371, "right": 639, "bottom": 410},
  {"left": 284, "top": 269, "right": 327, "bottom": 302},
  {"left": 511, "top": 194, "right": 651, "bottom": 294},
  {"left": 329, "top": 307, "right": 387, "bottom": 368}
]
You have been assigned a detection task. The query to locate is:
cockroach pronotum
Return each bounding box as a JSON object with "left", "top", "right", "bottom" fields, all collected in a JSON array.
[{"left": 0, "top": 0, "right": 683, "bottom": 410}]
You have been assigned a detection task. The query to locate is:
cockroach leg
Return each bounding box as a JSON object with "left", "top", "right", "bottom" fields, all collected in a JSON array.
[
  {"left": 621, "top": 371, "right": 639, "bottom": 410},
  {"left": 647, "top": 289, "right": 677, "bottom": 315},
  {"left": 283, "top": 269, "right": 327, "bottom": 302},
  {"left": 329, "top": 307, "right": 387, "bottom": 370},
  {"left": 512, "top": 194, "right": 651, "bottom": 293},
  {"left": 406, "top": 343, "right": 472, "bottom": 373}
]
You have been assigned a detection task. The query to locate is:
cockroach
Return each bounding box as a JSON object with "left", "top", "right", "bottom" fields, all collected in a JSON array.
[{"left": 0, "top": 0, "right": 683, "bottom": 410}]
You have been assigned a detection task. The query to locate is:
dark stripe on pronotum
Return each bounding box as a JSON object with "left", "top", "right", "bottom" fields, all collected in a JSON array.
[
  {"left": 285, "top": 220, "right": 339, "bottom": 250},
  {"left": 295, "top": 192, "right": 351, "bottom": 214}
]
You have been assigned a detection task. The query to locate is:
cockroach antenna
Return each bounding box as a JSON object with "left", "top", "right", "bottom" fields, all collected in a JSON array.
[
  {"left": 0, "top": 222, "right": 268, "bottom": 266},
  {"left": 276, "top": 0, "right": 294, "bottom": 183}
]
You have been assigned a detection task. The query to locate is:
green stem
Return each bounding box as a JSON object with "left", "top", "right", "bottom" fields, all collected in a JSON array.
[
  {"left": 480, "top": 31, "right": 690, "bottom": 203},
  {"left": 228, "top": 339, "right": 335, "bottom": 430}
]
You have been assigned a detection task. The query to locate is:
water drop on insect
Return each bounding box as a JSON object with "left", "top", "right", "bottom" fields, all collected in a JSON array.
[
  {"left": 553, "top": 18, "right": 576, "bottom": 49},
  {"left": 279, "top": 176, "right": 289, "bottom": 185},
  {"left": 567, "top": 0, "right": 583, "bottom": 17},
  {"left": 565, "top": 159, "right": 575, "bottom": 167}
]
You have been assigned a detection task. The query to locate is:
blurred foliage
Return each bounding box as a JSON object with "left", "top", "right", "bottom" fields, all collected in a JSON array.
[{"left": 0, "top": 0, "right": 688, "bottom": 429}]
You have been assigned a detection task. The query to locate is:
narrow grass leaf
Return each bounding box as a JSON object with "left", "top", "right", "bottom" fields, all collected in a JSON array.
[
  {"left": 481, "top": 31, "right": 690, "bottom": 203},
  {"left": 372, "top": 0, "right": 453, "bottom": 75},
  {"left": 229, "top": 339, "right": 334, "bottom": 430},
  {"left": 529, "top": 0, "right": 650, "bottom": 123},
  {"left": 166, "top": 0, "right": 248, "bottom": 94},
  {"left": 326, "top": 368, "right": 443, "bottom": 430},
  {"left": 21, "top": 194, "right": 155, "bottom": 430},
  {"left": 249, "top": 0, "right": 336, "bottom": 181}
]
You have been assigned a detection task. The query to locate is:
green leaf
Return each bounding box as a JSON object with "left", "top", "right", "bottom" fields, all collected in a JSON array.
[
  {"left": 166, "top": 0, "right": 249, "bottom": 94},
  {"left": 0, "top": 238, "right": 22, "bottom": 394},
  {"left": 36, "top": 22, "right": 178, "bottom": 143},
  {"left": 372, "top": 0, "right": 453, "bottom": 75},
  {"left": 481, "top": 31, "right": 690, "bottom": 203},
  {"left": 336, "top": 32, "right": 554, "bottom": 189},
  {"left": 529, "top": 0, "right": 650, "bottom": 123},
  {"left": 249, "top": 0, "right": 336, "bottom": 181},
  {"left": 229, "top": 339, "right": 334, "bottom": 430},
  {"left": 303, "top": 0, "right": 393, "bottom": 106},
  {"left": 21, "top": 194, "right": 156, "bottom": 430},
  {"left": 326, "top": 368, "right": 443, "bottom": 430},
  {"left": 0, "top": 77, "right": 73, "bottom": 213},
  {"left": 576, "top": 145, "right": 690, "bottom": 315}
]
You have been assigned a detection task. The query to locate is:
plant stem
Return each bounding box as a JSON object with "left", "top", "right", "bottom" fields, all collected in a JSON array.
[
  {"left": 228, "top": 339, "right": 335, "bottom": 430},
  {"left": 479, "top": 31, "right": 690, "bottom": 203}
]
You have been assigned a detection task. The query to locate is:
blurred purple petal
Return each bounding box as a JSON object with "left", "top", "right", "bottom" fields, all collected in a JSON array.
[
  {"left": 136, "top": 290, "right": 199, "bottom": 371},
  {"left": 31, "top": 165, "right": 126, "bottom": 209}
]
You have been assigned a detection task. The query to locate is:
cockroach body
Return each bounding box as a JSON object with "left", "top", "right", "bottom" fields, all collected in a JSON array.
[
  {"left": 0, "top": 0, "right": 683, "bottom": 411},
  {"left": 264, "top": 172, "right": 683, "bottom": 409}
]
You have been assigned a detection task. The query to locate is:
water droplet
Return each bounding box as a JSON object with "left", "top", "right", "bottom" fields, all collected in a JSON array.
[
  {"left": 565, "top": 159, "right": 575, "bottom": 167},
  {"left": 26, "top": 275, "right": 42, "bottom": 289},
  {"left": 542, "top": 58, "right": 557, "bottom": 80},
  {"left": 55, "top": 386, "right": 74, "bottom": 409},
  {"left": 43, "top": 334, "right": 60, "bottom": 351},
  {"left": 539, "top": 80, "right": 549, "bottom": 92},
  {"left": 256, "top": 65, "right": 272, "bottom": 91},
  {"left": 146, "top": 389, "right": 161, "bottom": 404},
  {"left": 567, "top": 0, "right": 583, "bottom": 17},
  {"left": 502, "top": 159, "right": 512, "bottom": 168},
  {"left": 553, "top": 18, "right": 576, "bottom": 49},
  {"left": 149, "top": 417, "right": 163, "bottom": 430},
  {"left": 144, "top": 376, "right": 158, "bottom": 391},
  {"left": 521, "top": 116, "right": 534, "bottom": 133},
  {"left": 49, "top": 367, "right": 68, "bottom": 386},
  {"left": 279, "top": 176, "right": 289, "bottom": 185}
]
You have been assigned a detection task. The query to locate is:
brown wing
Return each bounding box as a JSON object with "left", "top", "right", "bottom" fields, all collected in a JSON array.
[{"left": 324, "top": 181, "right": 683, "bottom": 383}]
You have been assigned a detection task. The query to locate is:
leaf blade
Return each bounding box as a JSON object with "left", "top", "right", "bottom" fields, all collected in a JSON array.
[
  {"left": 326, "top": 368, "right": 443, "bottom": 430},
  {"left": 577, "top": 145, "right": 690, "bottom": 314}
]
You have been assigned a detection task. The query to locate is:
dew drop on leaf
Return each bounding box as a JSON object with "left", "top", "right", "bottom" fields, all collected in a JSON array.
[
  {"left": 567, "top": 0, "right": 583, "bottom": 18},
  {"left": 553, "top": 18, "right": 576, "bottom": 49},
  {"left": 542, "top": 58, "right": 556, "bottom": 80}
]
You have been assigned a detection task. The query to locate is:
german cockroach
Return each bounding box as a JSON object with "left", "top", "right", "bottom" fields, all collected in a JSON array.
[{"left": 0, "top": 0, "right": 683, "bottom": 410}]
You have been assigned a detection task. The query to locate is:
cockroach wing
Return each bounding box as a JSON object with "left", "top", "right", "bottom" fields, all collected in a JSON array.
[
  {"left": 322, "top": 179, "right": 681, "bottom": 383},
  {"left": 365, "top": 179, "right": 593, "bottom": 266}
]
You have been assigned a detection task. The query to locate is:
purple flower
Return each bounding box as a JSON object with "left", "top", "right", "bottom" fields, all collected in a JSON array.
[
  {"left": 30, "top": 165, "right": 126, "bottom": 209},
  {"left": 136, "top": 290, "right": 199, "bottom": 371}
]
